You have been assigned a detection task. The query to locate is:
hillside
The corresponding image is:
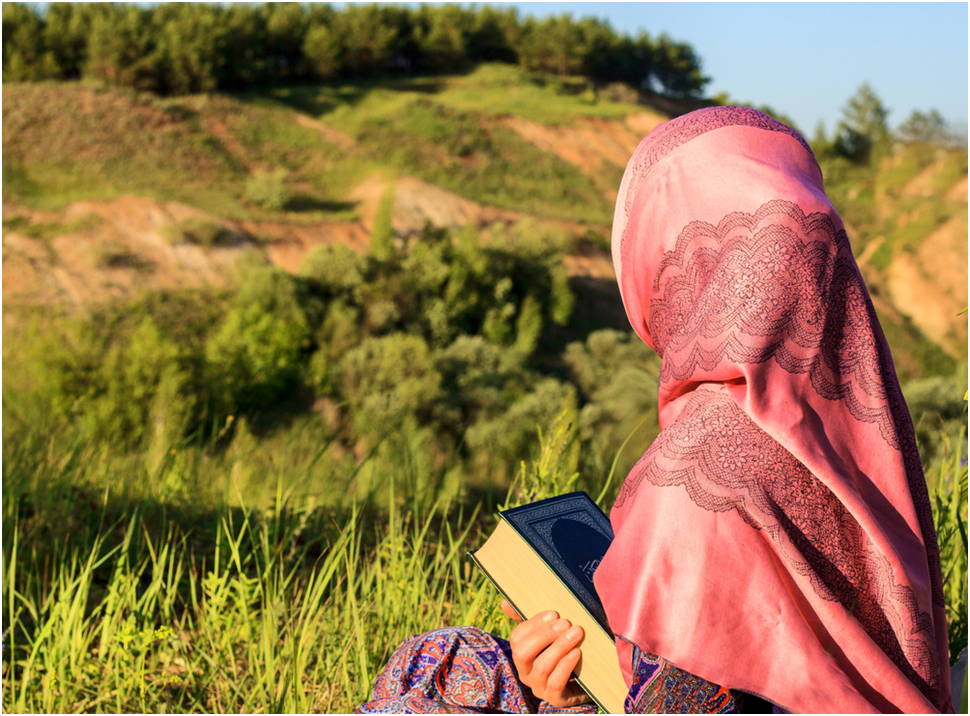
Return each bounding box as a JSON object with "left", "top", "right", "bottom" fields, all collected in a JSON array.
[{"left": 3, "top": 65, "right": 966, "bottom": 379}]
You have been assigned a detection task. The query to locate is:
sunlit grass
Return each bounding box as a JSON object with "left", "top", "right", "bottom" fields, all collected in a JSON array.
[
  {"left": 1, "top": 432, "right": 505, "bottom": 713},
  {"left": 2, "top": 412, "right": 966, "bottom": 713},
  {"left": 270, "top": 64, "right": 651, "bottom": 131}
]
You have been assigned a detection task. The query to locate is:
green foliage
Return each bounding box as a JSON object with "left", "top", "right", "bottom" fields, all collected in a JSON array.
[
  {"left": 4, "top": 399, "right": 964, "bottom": 712},
  {"left": 897, "top": 109, "right": 958, "bottom": 146},
  {"left": 513, "top": 293, "right": 543, "bottom": 356},
  {"left": 205, "top": 262, "right": 311, "bottom": 416},
  {"left": 3, "top": 218, "right": 579, "bottom": 477},
  {"left": 164, "top": 217, "right": 235, "bottom": 248},
  {"left": 650, "top": 33, "right": 709, "bottom": 98},
  {"left": 2, "top": 3, "right": 708, "bottom": 98},
  {"left": 244, "top": 169, "right": 290, "bottom": 211},
  {"left": 433, "top": 335, "right": 527, "bottom": 433},
  {"left": 904, "top": 368, "right": 969, "bottom": 469},
  {"left": 299, "top": 243, "right": 365, "bottom": 296},
  {"left": 33, "top": 317, "right": 192, "bottom": 453},
  {"left": 341, "top": 334, "right": 441, "bottom": 439},
  {"left": 1, "top": 160, "right": 40, "bottom": 201},
  {"left": 2, "top": 280, "right": 968, "bottom": 710},
  {"left": 502, "top": 411, "right": 581, "bottom": 508},
  {"left": 1, "top": 82, "right": 360, "bottom": 217},
  {"left": 368, "top": 184, "right": 397, "bottom": 261},
  {"left": 565, "top": 329, "right": 661, "bottom": 481},
  {"left": 2, "top": 3, "right": 60, "bottom": 81},
  {"left": 303, "top": 22, "right": 341, "bottom": 80},
  {"left": 833, "top": 83, "right": 891, "bottom": 164},
  {"left": 466, "top": 378, "right": 577, "bottom": 467}
]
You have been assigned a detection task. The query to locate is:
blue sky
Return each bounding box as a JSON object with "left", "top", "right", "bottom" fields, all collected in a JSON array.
[{"left": 497, "top": 2, "right": 969, "bottom": 136}]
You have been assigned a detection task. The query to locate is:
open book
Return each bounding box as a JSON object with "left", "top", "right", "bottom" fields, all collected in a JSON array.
[{"left": 468, "top": 492, "right": 628, "bottom": 714}]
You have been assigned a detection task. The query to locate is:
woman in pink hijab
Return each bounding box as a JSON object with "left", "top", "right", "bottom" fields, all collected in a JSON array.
[
  {"left": 358, "top": 107, "right": 952, "bottom": 714},
  {"left": 595, "top": 105, "right": 951, "bottom": 713}
]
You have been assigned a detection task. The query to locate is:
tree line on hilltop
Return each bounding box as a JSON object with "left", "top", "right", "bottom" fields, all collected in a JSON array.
[{"left": 2, "top": 2, "right": 708, "bottom": 98}]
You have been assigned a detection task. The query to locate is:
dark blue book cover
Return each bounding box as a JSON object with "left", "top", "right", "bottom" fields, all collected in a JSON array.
[{"left": 501, "top": 492, "right": 614, "bottom": 635}]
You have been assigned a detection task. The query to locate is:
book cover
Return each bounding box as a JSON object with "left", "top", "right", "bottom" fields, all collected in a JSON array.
[{"left": 500, "top": 492, "right": 614, "bottom": 634}]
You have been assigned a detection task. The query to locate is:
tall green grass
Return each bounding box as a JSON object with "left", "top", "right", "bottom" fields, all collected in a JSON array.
[
  {"left": 1, "top": 435, "right": 500, "bottom": 713},
  {"left": 2, "top": 410, "right": 966, "bottom": 713}
]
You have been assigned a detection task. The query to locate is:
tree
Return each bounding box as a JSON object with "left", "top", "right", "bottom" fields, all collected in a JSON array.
[
  {"left": 43, "top": 2, "right": 97, "bottom": 80},
  {"left": 303, "top": 22, "right": 342, "bottom": 80},
  {"left": 897, "top": 109, "right": 952, "bottom": 145},
  {"left": 834, "top": 83, "right": 890, "bottom": 163},
  {"left": 3, "top": 3, "right": 60, "bottom": 81},
  {"left": 518, "top": 15, "right": 584, "bottom": 77},
  {"left": 261, "top": 2, "right": 310, "bottom": 81},
  {"left": 368, "top": 185, "right": 397, "bottom": 262},
  {"left": 466, "top": 5, "right": 517, "bottom": 64},
  {"left": 333, "top": 4, "right": 400, "bottom": 77},
  {"left": 152, "top": 3, "right": 226, "bottom": 95},
  {"left": 415, "top": 4, "right": 470, "bottom": 74},
  {"left": 218, "top": 4, "right": 272, "bottom": 89},
  {"left": 651, "top": 33, "right": 708, "bottom": 98},
  {"left": 83, "top": 4, "right": 161, "bottom": 92}
]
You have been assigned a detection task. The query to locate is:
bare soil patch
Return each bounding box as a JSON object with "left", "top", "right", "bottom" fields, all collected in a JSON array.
[
  {"left": 500, "top": 112, "right": 664, "bottom": 176},
  {"left": 886, "top": 206, "right": 969, "bottom": 357}
]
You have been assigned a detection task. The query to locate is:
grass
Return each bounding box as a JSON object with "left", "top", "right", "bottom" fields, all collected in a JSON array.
[
  {"left": 0, "top": 415, "right": 577, "bottom": 713},
  {"left": 354, "top": 98, "right": 613, "bottom": 224},
  {"left": 2, "top": 71, "right": 967, "bottom": 712},
  {"left": 1, "top": 83, "right": 361, "bottom": 222},
  {"left": 2, "top": 403, "right": 967, "bottom": 713},
  {"left": 269, "top": 64, "right": 651, "bottom": 130},
  {"left": 3, "top": 74, "right": 622, "bottom": 226},
  {"left": 262, "top": 87, "right": 618, "bottom": 224}
]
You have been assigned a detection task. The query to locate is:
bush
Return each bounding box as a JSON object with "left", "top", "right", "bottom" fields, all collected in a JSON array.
[
  {"left": 340, "top": 333, "right": 441, "bottom": 438},
  {"left": 205, "top": 264, "right": 310, "bottom": 416},
  {"left": 244, "top": 168, "right": 290, "bottom": 210},
  {"left": 299, "top": 243, "right": 364, "bottom": 297},
  {"left": 164, "top": 217, "right": 236, "bottom": 247},
  {"left": 466, "top": 378, "right": 577, "bottom": 465}
]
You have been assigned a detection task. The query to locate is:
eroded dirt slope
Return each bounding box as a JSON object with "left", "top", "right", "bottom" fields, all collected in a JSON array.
[
  {"left": 4, "top": 90, "right": 964, "bottom": 364},
  {"left": 3, "top": 171, "right": 615, "bottom": 315}
]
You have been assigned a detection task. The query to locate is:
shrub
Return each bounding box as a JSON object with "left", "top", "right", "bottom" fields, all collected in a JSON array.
[
  {"left": 244, "top": 168, "right": 290, "bottom": 210},
  {"left": 340, "top": 333, "right": 441, "bottom": 438},
  {"left": 465, "top": 378, "right": 577, "bottom": 465},
  {"left": 164, "top": 217, "right": 236, "bottom": 247},
  {"left": 205, "top": 264, "right": 310, "bottom": 415},
  {"left": 299, "top": 243, "right": 364, "bottom": 297}
]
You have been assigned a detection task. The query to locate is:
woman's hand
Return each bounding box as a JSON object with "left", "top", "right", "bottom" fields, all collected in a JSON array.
[{"left": 500, "top": 599, "right": 592, "bottom": 708}]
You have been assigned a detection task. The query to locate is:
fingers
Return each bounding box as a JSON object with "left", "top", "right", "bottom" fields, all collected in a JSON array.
[
  {"left": 510, "top": 613, "right": 577, "bottom": 665},
  {"left": 500, "top": 599, "right": 524, "bottom": 622},
  {"left": 530, "top": 623, "right": 584, "bottom": 680},
  {"left": 542, "top": 645, "right": 583, "bottom": 701},
  {"left": 507, "top": 614, "right": 587, "bottom": 706}
]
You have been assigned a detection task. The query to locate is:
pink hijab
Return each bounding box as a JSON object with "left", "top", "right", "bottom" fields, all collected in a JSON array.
[{"left": 594, "top": 107, "right": 952, "bottom": 713}]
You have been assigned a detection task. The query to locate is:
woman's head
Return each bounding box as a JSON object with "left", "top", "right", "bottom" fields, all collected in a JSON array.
[
  {"left": 609, "top": 107, "right": 888, "bottom": 433},
  {"left": 612, "top": 107, "right": 826, "bottom": 351}
]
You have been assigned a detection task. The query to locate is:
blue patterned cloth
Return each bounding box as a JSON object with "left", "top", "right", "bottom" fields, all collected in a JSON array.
[{"left": 357, "top": 627, "right": 743, "bottom": 714}]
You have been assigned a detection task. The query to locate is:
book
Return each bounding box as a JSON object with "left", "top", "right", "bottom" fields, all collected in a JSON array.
[{"left": 468, "top": 492, "right": 627, "bottom": 714}]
